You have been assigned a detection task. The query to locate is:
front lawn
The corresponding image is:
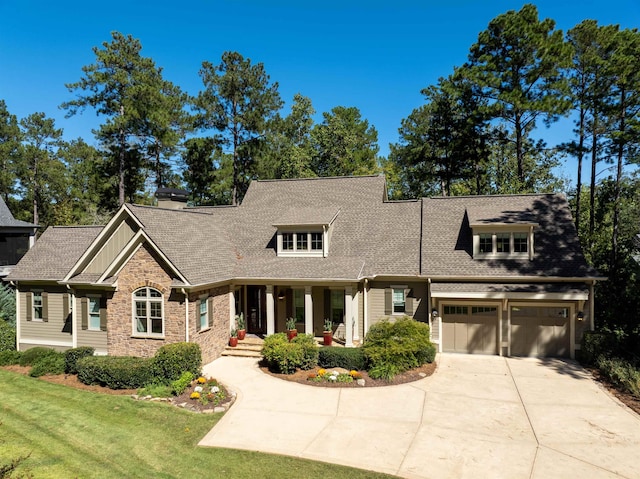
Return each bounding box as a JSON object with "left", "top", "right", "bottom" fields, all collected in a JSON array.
[{"left": 0, "top": 370, "right": 393, "bottom": 479}]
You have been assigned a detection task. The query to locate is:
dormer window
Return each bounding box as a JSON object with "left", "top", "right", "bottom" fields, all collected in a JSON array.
[
  {"left": 473, "top": 229, "right": 534, "bottom": 259},
  {"left": 273, "top": 207, "right": 338, "bottom": 258},
  {"left": 278, "top": 231, "right": 324, "bottom": 256}
]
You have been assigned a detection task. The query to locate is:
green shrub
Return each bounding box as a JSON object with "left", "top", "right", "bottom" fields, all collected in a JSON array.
[
  {"left": 152, "top": 342, "right": 202, "bottom": 381},
  {"left": 19, "top": 347, "right": 56, "bottom": 366},
  {"left": 580, "top": 331, "right": 615, "bottom": 365},
  {"left": 363, "top": 317, "right": 436, "bottom": 380},
  {"left": 30, "top": 352, "right": 65, "bottom": 377},
  {"left": 596, "top": 356, "right": 640, "bottom": 398},
  {"left": 0, "top": 320, "right": 16, "bottom": 352},
  {"left": 171, "top": 371, "right": 195, "bottom": 396},
  {"left": 262, "top": 333, "right": 319, "bottom": 374},
  {"left": 291, "top": 334, "right": 319, "bottom": 370},
  {"left": 318, "top": 347, "right": 366, "bottom": 370},
  {"left": 0, "top": 350, "right": 21, "bottom": 366},
  {"left": 64, "top": 347, "right": 95, "bottom": 374},
  {"left": 77, "top": 356, "right": 155, "bottom": 389}
]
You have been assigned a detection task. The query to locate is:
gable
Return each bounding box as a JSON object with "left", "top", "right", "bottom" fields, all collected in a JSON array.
[{"left": 83, "top": 217, "right": 137, "bottom": 274}]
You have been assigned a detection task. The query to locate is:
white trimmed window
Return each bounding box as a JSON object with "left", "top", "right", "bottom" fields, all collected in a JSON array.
[
  {"left": 294, "top": 289, "right": 305, "bottom": 323},
  {"left": 199, "top": 297, "right": 208, "bottom": 331},
  {"left": 33, "top": 291, "right": 43, "bottom": 320},
  {"left": 277, "top": 231, "right": 324, "bottom": 256},
  {"left": 473, "top": 230, "right": 532, "bottom": 259},
  {"left": 330, "top": 290, "right": 344, "bottom": 324},
  {"left": 88, "top": 297, "right": 101, "bottom": 331},
  {"left": 133, "top": 287, "right": 164, "bottom": 337},
  {"left": 392, "top": 288, "right": 406, "bottom": 314}
]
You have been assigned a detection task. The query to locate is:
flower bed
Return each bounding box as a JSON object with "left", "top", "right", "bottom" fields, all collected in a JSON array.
[{"left": 171, "top": 376, "right": 235, "bottom": 413}]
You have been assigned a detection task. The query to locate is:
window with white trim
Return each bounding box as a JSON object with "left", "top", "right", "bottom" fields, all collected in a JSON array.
[
  {"left": 199, "top": 298, "right": 208, "bottom": 331},
  {"left": 294, "top": 289, "right": 305, "bottom": 323},
  {"left": 473, "top": 230, "right": 532, "bottom": 258},
  {"left": 277, "top": 231, "right": 324, "bottom": 256},
  {"left": 330, "top": 290, "right": 344, "bottom": 324},
  {"left": 392, "top": 288, "right": 405, "bottom": 314},
  {"left": 88, "top": 297, "right": 101, "bottom": 331},
  {"left": 32, "top": 291, "right": 43, "bottom": 320},
  {"left": 133, "top": 287, "right": 164, "bottom": 337}
]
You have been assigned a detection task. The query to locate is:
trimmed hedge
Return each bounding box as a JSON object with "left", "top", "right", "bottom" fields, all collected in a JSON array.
[
  {"left": 30, "top": 352, "right": 65, "bottom": 377},
  {"left": 318, "top": 347, "right": 366, "bottom": 370},
  {"left": 0, "top": 320, "right": 16, "bottom": 352},
  {"left": 152, "top": 342, "right": 202, "bottom": 381},
  {"left": 77, "top": 356, "right": 156, "bottom": 389},
  {"left": 363, "top": 317, "right": 436, "bottom": 380},
  {"left": 64, "top": 347, "right": 95, "bottom": 374},
  {"left": 19, "top": 347, "right": 57, "bottom": 366},
  {"left": 262, "top": 333, "right": 318, "bottom": 374},
  {"left": 0, "top": 350, "right": 21, "bottom": 366}
]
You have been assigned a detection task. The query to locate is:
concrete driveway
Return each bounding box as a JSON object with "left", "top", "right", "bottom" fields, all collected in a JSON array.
[{"left": 200, "top": 354, "right": 640, "bottom": 479}]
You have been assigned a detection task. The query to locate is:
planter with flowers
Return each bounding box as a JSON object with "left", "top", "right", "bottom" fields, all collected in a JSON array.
[{"left": 171, "top": 375, "right": 236, "bottom": 413}]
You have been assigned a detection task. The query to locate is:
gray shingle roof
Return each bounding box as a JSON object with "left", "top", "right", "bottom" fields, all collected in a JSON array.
[
  {"left": 430, "top": 282, "right": 589, "bottom": 295},
  {"left": 6, "top": 226, "right": 102, "bottom": 281},
  {"left": 422, "top": 194, "right": 598, "bottom": 278},
  {"left": 0, "top": 196, "right": 37, "bottom": 228}
]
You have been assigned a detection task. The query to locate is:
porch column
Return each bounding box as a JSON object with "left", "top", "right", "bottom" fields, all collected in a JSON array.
[
  {"left": 266, "top": 285, "right": 275, "bottom": 335},
  {"left": 352, "top": 284, "right": 360, "bottom": 342},
  {"left": 304, "top": 286, "right": 313, "bottom": 335},
  {"left": 229, "top": 287, "right": 236, "bottom": 331},
  {"left": 345, "top": 286, "right": 353, "bottom": 347}
]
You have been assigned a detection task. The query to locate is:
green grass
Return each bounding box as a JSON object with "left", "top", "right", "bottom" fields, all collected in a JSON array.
[{"left": 0, "top": 370, "right": 393, "bottom": 478}]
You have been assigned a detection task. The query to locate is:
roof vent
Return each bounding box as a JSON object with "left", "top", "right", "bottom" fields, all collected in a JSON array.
[{"left": 155, "top": 188, "right": 189, "bottom": 210}]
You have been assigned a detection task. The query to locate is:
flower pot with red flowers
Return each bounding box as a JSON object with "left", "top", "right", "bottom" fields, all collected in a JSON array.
[
  {"left": 236, "top": 313, "right": 246, "bottom": 340},
  {"left": 229, "top": 329, "right": 238, "bottom": 347},
  {"left": 286, "top": 317, "right": 297, "bottom": 341},
  {"left": 323, "top": 318, "right": 333, "bottom": 346}
]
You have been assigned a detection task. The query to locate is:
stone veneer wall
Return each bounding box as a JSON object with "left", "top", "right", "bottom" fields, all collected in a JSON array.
[
  {"left": 189, "top": 285, "right": 230, "bottom": 364},
  {"left": 108, "top": 244, "right": 186, "bottom": 358}
]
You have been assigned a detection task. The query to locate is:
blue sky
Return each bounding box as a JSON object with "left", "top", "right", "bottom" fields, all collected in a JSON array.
[{"left": 1, "top": 0, "right": 639, "bottom": 186}]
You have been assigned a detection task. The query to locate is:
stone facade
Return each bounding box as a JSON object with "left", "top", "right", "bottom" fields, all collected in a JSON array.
[
  {"left": 189, "top": 286, "right": 230, "bottom": 364},
  {"left": 108, "top": 244, "right": 186, "bottom": 358}
]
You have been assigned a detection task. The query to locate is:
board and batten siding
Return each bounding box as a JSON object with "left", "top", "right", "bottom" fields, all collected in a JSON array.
[
  {"left": 83, "top": 218, "right": 136, "bottom": 274},
  {"left": 367, "top": 281, "right": 427, "bottom": 328},
  {"left": 18, "top": 287, "right": 72, "bottom": 350}
]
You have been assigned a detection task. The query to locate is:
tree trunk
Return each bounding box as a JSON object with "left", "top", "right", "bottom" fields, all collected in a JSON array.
[
  {"left": 589, "top": 116, "right": 598, "bottom": 245},
  {"left": 515, "top": 113, "right": 524, "bottom": 186},
  {"left": 118, "top": 106, "right": 125, "bottom": 206},
  {"left": 575, "top": 105, "right": 585, "bottom": 235},
  {"left": 611, "top": 88, "right": 626, "bottom": 270}
]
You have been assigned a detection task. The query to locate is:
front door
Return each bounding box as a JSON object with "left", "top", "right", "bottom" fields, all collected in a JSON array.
[{"left": 247, "top": 286, "right": 266, "bottom": 334}]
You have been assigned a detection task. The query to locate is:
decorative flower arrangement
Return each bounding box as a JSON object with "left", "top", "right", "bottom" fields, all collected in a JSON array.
[
  {"left": 307, "top": 369, "right": 357, "bottom": 383},
  {"left": 188, "top": 377, "right": 227, "bottom": 406}
]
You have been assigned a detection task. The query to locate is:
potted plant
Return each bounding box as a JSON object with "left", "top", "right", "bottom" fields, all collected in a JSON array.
[
  {"left": 285, "top": 317, "right": 297, "bottom": 341},
  {"left": 323, "top": 318, "right": 333, "bottom": 346},
  {"left": 236, "top": 313, "right": 246, "bottom": 340},
  {"left": 229, "top": 329, "right": 238, "bottom": 347}
]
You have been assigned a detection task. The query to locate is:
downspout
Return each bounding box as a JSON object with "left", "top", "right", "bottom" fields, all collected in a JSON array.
[
  {"left": 363, "top": 279, "right": 368, "bottom": 337},
  {"left": 181, "top": 288, "right": 189, "bottom": 342},
  {"left": 11, "top": 281, "right": 20, "bottom": 352}
]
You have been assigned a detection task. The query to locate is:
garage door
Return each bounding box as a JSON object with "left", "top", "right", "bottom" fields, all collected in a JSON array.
[
  {"left": 510, "top": 306, "right": 569, "bottom": 357},
  {"left": 442, "top": 305, "right": 498, "bottom": 354}
]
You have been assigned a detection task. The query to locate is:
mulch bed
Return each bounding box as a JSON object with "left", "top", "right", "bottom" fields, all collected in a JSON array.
[
  {"left": 260, "top": 360, "right": 437, "bottom": 387},
  {"left": 587, "top": 367, "right": 640, "bottom": 416}
]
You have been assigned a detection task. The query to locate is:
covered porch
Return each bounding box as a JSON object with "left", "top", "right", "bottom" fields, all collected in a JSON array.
[{"left": 229, "top": 284, "right": 361, "bottom": 347}]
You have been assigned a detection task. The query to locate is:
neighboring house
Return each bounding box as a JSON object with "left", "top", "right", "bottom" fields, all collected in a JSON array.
[
  {"left": 0, "top": 196, "right": 38, "bottom": 279},
  {"left": 6, "top": 176, "right": 600, "bottom": 362}
]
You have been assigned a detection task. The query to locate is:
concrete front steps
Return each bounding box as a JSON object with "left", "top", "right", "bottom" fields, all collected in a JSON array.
[{"left": 221, "top": 336, "right": 264, "bottom": 358}]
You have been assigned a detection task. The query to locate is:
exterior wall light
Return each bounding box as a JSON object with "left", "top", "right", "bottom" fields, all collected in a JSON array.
[
  {"left": 577, "top": 311, "right": 585, "bottom": 321},
  {"left": 432, "top": 309, "right": 439, "bottom": 318}
]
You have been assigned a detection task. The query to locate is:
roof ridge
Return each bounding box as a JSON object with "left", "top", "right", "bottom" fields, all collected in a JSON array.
[
  {"left": 253, "top": 174, "right": 382, "bottom": 184},
  {"left": 427, "top": 192, "right": 561, "bottom": 199},
  {"left": 126, "top": 203, "right": 225, "bottom": 217}
]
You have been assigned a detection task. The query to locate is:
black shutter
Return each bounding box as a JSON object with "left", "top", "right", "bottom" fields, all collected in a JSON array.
[
  {"left": 384, "top": 288, "right": 393, "bottom": 316},
  {"left": 62, "top": 293, "right": 69, "bottom": 321},
  {"left": 26, "top": 292, "right": 32, "bottom": 321},
  {"left": 99, "top": 297, "right": 107, "bottom": 331},
  {"left": 42, "top": 292, "right": 49, "bottom": 322},
  {"left": 81, "top": 297, "right": 88, "bottom": 330},
  {"left": 195, "top": 299, "right": 201, "bottom": 332},
  {"left": 208, "top": 297, "right": 214, "bottom": 328}
]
